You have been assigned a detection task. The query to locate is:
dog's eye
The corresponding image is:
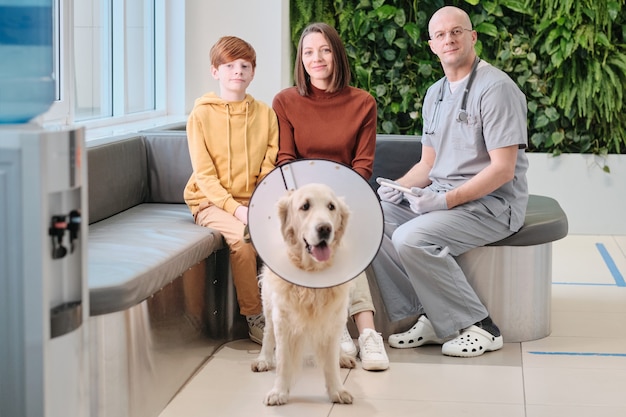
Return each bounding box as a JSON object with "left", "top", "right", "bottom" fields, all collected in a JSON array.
[
  {"left": 300, "top": 202, "right": 310, "bottom": 211},
  {"left": 328, "top": 203, "right": 335, "bottom": 211}
]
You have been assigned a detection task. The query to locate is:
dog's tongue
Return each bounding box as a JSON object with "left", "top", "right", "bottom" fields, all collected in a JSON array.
[{"left": 311, "top": 244, "right": 331, "bottom": 262}]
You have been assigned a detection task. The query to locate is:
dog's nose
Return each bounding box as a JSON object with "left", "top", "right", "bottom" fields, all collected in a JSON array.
[{"left": 317, "top": 223, "right": 332, "bottom": 240}]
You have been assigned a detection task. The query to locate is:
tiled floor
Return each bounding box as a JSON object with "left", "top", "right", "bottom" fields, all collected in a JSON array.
[{"left": 159, "top": 235, "right": 626, "bottom": 417}]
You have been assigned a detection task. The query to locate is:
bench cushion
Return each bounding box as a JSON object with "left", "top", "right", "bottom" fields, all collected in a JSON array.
[
  {"left": 490, "top": 194, "right": 568, "bottom": 246},
  {"left": 88, "top": 204, "right": 224, "bottom": 315}
]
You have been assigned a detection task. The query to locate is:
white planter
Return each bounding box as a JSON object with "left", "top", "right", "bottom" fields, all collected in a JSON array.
[{"left": 526, "top": 153, "right": 626, "bottom": 235}]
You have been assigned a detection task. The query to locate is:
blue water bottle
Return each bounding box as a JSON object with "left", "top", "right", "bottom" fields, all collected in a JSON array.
[{"left": 0, "top": 0, "right": 55, "bottom": 124}]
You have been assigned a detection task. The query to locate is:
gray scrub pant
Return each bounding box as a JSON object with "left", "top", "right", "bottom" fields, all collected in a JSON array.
[{"left": 371, "top": 199, "right": 514, "bottom": 339}]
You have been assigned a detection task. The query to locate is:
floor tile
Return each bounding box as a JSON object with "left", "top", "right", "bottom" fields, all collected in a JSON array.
[
  {"left": 329, "top": 398, "right": 525, "bottom": 417},
  {"left": 344, "top": 362, "right": 523, "bottom": 405},
  {"left": 526, "top": 404, "right": 626, "bottom": 417},
  {"left": 524, "top": 367, "right": 626, "bottom": 407},
  {"left": 523, "top": 336, "right": 626, "bottom": 369}
]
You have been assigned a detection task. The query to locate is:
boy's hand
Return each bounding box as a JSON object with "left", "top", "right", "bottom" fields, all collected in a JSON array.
[{"left": 234, "top": 205, "right": 248, "bottom": 225}]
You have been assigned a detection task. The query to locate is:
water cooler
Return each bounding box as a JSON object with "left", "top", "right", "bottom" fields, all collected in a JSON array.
[{"left": 0, "top": 124, "right": 89, "bottom": 417}]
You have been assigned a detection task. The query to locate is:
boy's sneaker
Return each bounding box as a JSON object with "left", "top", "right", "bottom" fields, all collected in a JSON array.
[
  {"left": 358, "top": 329, "right": 389, "bottom": 371},
  {"left": 246, "top": 313, "right": 265, "bottom": 345},
  {"left": 340, "top": 326, "right": 358, "bottom": 358}
]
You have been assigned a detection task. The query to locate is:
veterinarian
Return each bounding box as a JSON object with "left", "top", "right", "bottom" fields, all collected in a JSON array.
[
  {"left": 374, "top": 6, "right": 529, "bottom": 357},
  {"left": 272, "top": 22, "right": 389, "bottom": 371},
  {"left": 184, "top": 36, "right": 278, "bottom": 345}
]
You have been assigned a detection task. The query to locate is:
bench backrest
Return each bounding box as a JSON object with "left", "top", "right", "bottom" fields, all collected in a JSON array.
[
  {"left": 87, "top": 136, "right": 148, "bottom": 224},
  {"left": 144, "top": 133, "right": 192, "bottom": 204},
  {"left": 371, "top": 134, "right": 422, "bottom": 189}
]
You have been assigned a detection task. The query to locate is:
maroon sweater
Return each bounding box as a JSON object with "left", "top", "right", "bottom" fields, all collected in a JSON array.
[{"left": 272, "top": 84, "right": 377, "bottom": 179}]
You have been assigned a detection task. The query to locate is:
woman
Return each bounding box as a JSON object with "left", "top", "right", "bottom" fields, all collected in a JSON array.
[{"left": 272, "top": 22, "right": 388, "bottom": 371}]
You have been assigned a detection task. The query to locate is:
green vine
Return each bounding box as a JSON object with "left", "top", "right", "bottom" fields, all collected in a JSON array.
[{"left": 290, "top": 0, "right": 626, "bottom": 164}]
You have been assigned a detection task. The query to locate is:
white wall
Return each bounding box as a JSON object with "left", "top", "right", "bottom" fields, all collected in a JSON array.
[
  {"left": 184, "top": 0, "right": 291, "bottom": 113},
  {"left": 527, "top": 153, "right": 626, "bottom": 235}
]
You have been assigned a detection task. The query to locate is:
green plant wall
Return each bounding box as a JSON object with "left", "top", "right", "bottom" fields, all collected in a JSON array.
[{"left": 290, "top": 0, "right": 626, "bottom": 161}]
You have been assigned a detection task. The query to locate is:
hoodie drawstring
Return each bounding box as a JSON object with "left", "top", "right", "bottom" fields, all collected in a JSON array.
[
  {"left": 226, "top": 104, "right": 232, "bottom": 187},
  {"left": 225, "top": 101, "right": 251, "bottom": 192},
  {"left": 244, "top": 101, "right": 250, "bottom": 191}
]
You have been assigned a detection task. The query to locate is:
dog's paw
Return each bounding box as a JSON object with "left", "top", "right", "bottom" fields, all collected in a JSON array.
[
  {"left": 251, "top": 359, "right": 273, "bottom": 372},
  {"left": 329, "top": 388, "right": 353, "bottom": 404},
  {"left": 339, "top": 354, "right": 357, "bottom": 369},
  {"left": 263, "top": 389, "right": 289, "bottom": 406}
]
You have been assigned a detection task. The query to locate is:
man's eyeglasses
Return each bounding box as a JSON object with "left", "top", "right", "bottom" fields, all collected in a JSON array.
[{"left": 430, "top": 27, "right": 472, "bottom": 42}]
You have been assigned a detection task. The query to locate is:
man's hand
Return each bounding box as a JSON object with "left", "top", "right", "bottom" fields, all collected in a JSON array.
[
  {"left": 405, "top": 187, "right": 447, "bottom": 214},
  {"left": 377, "top": 183, "right": 404, "bottom": 204}
]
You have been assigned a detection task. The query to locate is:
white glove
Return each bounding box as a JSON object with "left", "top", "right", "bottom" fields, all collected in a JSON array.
[
  {"left": 376, "top": 181, "right": 404, "bottom": 204},
  {"left": 405, "top": 187, "right": 447, "bottom": 214}
]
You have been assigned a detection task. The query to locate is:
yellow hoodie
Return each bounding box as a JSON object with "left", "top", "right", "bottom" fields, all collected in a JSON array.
[{"left": 184, "top": 92, "right": 278, "bottom": 216}]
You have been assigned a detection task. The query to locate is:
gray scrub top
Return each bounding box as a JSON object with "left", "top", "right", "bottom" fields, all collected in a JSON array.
[{"left": 421, "top": 61, "right": 529, "bottom": 231}]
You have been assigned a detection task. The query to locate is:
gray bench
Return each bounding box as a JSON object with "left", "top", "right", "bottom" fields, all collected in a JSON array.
[
  {"left": 86, "top": 132, "right": 246, "bottom": 417},
  {"left": 367, "top": 134, "right": 568, "bottom": 342}
]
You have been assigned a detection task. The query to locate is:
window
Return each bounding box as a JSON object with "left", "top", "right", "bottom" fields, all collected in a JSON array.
[
  {"left": 43, "top": 0, "right": 164, "bottom": 126},
  {"left": 72, "top": 0, "right": 160, "bottom": 122},
  {"left": 73, "top": 0, "right": 111, "bottom": 120}
]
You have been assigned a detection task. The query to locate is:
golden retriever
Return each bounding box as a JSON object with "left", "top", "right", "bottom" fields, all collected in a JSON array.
[{"left": 251, "top": 183, "right": 356, "bottom": 406}]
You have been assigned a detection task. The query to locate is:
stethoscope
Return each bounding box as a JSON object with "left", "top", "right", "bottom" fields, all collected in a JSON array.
[{"left": 424, "top": 57, "right": 481, "bottom": 135}]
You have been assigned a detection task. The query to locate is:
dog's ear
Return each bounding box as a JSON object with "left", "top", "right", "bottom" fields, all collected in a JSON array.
[
  {"left": 332, "top": 196, "right": 351, "bottom": 244},
  {"left": 277, "top": 193, "right": 297, "bottom": 245}
]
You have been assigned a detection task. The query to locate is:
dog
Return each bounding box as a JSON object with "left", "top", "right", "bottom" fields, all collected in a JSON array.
[{"left": 251, "top": 183, "right": 356, "bottom": 406}]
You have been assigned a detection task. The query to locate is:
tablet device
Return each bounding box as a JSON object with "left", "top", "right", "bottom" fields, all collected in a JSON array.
[{"left": 376, "top": 177, "right": 419, "bottom": 196}]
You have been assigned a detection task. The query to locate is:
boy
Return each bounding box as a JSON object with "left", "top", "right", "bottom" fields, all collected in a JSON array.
[{"left": 184, "top": 36, "right": 278, "bottom": 344}]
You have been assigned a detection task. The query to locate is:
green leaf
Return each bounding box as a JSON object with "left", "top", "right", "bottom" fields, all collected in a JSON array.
[
  {"left": 403, "top": 22, "right": 420, "bottom": 44},
  {"left": 383, "top": 26, "right": 397, "bottom": 45},
  {"left": 551, "top": 131, "right": 565, "bottom": 145},
  {"left": 544, "top": 107, "right": 560, "bottom": 121},
  {"left": 607, "top": 1, "right": 620, "bottom": 20},
  {"left": 499, "top": 0, "right": 533, "bottom": 15},
  {"left": 394, "top": 37, "right": 408, "bottom": 49},
  {"left": 371, "top": 0, "right": 385, "bottom": 9},
  {"left": 550, "top": 50, "right": 564, "bottom": 67},
  {"left": 382, "top": 120, "right": 394, "bottom": 134},
  {"left": 382, "top": 49, "right": 397, "bottom": 61},
  {"left": 535, "top": 114, "right": 550, "bottom": 129},
  {"left": 375, "top": 5, "right": 396, "bottom": 20},
  {"left": 394, "top": 8, "right": 406, "bottom": 27},
  {"left": 474, "top": 22, "right": 499, "bottom": 38}
]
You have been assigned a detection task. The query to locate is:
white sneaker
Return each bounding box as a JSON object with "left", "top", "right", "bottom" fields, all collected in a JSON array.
[
  {"left": 340, "top": 326, "right": 358, "bottom": 358},
  {"left": 246, "top": 313, "right": 265, "bottom": 345},
  {"left": 358, "top": 329, "right": 389, "bottom": 371}
]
